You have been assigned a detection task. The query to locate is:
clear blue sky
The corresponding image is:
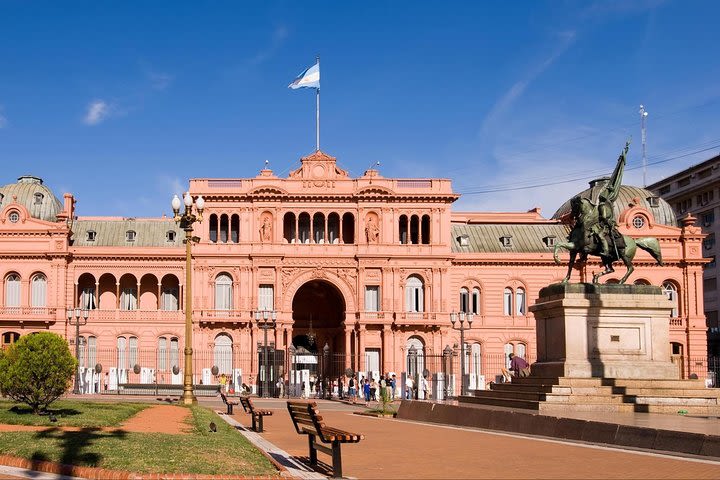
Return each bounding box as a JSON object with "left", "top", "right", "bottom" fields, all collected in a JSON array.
[{"left": 1, "top": 0, "right": 719, "bottom": 217}]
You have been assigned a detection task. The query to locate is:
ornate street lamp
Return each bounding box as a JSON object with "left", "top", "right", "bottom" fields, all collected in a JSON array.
[
  {"left": 67, "top": 307, "right": 89, "bottom": 394},
  {"left": 255, "top": 309, "right": 277, "bottom": 398},
  {"left": 450, "top": 311, "right": 474, "bottom": 396},
  {"left": 172, "top": 192, "right": 204, "bottom": 405}
]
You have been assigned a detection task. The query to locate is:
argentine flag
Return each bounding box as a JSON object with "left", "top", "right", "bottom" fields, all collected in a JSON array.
[{"left": 288, "top": 62, "right": 320, "bottom": 90}]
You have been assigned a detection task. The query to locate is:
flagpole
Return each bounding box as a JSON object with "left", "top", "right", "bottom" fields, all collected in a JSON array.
[{"left": 316, "top": 56, "right": 320, "bottom": 151}]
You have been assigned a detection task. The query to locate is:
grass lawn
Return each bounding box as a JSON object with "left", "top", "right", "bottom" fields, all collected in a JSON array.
[
  {"left": 0, "top": 400, "right": 147, "bottom": 427},
  {"left": 0, "top": 403, "right": 278, "bottom": 476}
]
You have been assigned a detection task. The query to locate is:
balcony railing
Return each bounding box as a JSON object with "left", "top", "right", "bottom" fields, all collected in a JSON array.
[
  {"left": 669, "top": 317, "right": 684, "bottom": 327},
  {"left": 87, "top": 309, "right": 184, "bottom": 322},
  {"left": 0, "top": 306, "right": 57, "bottom": 321}
]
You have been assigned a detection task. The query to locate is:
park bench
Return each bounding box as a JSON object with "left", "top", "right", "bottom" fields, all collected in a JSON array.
[
  {"left": 287, "top": 400, "right": 364, "bottom": 478},
  {"left": 219, "top": 392, "right": 239, "bottom": 415},
  {"left": 238, "top": 395, "right": 273, "bottom": 432}
]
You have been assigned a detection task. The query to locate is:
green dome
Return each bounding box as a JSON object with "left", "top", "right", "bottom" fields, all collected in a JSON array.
[
  {"left": 0, "top": 176, "right": 63, "bottom": 222},
  {"left": 552, "top": 178, "right": 677, "bottom": 227}
]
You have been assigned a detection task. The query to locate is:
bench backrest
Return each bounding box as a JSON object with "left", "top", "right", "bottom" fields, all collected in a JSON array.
[
  {"left": 220, "top": 392, "right": 229, "bottom": 404},
  {"left": 287, "top": 401, "right": 325, "bottom": 437},
  {"left": 239, "top": 395, "right": 253, "bottom": 413}
]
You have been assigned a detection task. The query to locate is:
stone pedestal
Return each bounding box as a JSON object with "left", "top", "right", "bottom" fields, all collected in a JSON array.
[{"left": 529, "top": 283, "right": 677, "bottom": 379}]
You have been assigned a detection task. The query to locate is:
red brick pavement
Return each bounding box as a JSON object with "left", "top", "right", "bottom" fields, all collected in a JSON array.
[{"left": 231, "top": 405, "right": 720, "bottom": 479}]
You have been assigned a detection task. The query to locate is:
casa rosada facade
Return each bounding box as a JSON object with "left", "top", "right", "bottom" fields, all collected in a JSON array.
[{"left": 0, "top": 151, "right": 710, "bottom": 392}]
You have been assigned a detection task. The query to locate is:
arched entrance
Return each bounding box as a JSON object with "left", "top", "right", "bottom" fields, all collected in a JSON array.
[{"left": 289, "top": 280, "right": 347, "bottom": 396}]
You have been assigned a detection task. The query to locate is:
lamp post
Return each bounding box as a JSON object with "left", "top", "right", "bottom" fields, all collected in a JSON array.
[
  {"left": 67, "top": 307, "right": 89, "bottom": 395},
  {"left": 172, "top": 191, "right": 204, "bottom": 405},
  {"left": 450, "top": 311, "right": 474, "bottom": 397},
  {"left": 255, "top": 309, "right": 277, "bottom": 398}
]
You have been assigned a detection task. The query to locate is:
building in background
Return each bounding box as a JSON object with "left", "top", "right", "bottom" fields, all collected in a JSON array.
[
  {"left": 0, "top": 151, "right": 710, "bottom": 395},
  {"left": 649, "top": 153, "right": 720, "bottom": 355}
]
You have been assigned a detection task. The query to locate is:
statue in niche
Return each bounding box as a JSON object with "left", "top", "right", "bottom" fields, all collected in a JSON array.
[
  {"left": 259, "top": 215, "right": 273, "bottom": 243},
  {"left": 365, "top": 215, "right": 380, "bottom": 244}
]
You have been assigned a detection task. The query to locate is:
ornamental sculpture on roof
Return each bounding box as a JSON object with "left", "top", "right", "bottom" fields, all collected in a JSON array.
[{"left": 553, "top": 141, "right": 664, "bottom": 284}]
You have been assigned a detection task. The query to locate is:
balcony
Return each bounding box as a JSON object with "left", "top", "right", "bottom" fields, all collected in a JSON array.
[
  {"left": 87, "top": 309, "right": 184, "bottom": 323},
  {"left": 198, "top": 309, "right": 249, "bottom": 325},
  {"left": 669, "top": 317, "right": 684, "bottom": 327},
  {"left": 356, "top": 311, "right": 390, "bottom": 322},
  {"left": 0, "top": 306, "right": 57, "bottom": 324}
]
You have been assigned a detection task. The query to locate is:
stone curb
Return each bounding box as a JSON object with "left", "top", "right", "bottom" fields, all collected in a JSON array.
[
  {"left": 396, "top": 401, "right": 720, "bottom": 459},
  {"left": 0, "top": 453, "right": 280, "bottom": 479}
]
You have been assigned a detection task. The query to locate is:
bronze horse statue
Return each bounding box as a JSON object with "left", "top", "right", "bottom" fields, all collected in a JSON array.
[{"left": 552, "top": 195, "right": 664, "bottom": 284}]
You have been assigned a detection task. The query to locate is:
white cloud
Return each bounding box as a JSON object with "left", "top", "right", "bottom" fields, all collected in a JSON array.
[
  {"left": 250, "top": 24, "right": 289, "bottom": 65},
  {"left": 83, "top": 100, "right": 111, "bottom": 125},
  {"left": 480, "top": 31, "right": 576, "bottom": 138}
]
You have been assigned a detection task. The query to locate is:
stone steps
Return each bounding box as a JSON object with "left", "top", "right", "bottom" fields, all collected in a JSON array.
[{"left": 460, "top": 376, "right": 720, "bottom": 415}]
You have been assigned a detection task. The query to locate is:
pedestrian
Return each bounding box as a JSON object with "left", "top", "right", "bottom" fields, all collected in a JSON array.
[
  {"left": 363, "top": 378, "right": 371, "bottom": 403},
  {"left": 276, "top": 376, "right": 284, "bottom": 398},
  {"left": 421, "top": 374, "right": 430, "bottom": 400},
  {"left": 405, "top": 375, "right": 414, "bottom": 400},
  {"left": 348, "top": 376, "right": 356, "bottom": 403},
  {"left": 390, "top": 374, "right": 397, "bottom": 400},
  {"left": 501, "top": 353, "right": 531, "bottom": 382},
  {"left": 219, "top": 373, "right": 228, "bottom": 393},
  {"left": 370, "top": 378, "right": 378, "bottom": 401}
]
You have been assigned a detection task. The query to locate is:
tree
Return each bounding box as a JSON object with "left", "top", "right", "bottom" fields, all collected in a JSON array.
[{"left": 0, "top": 332, "right": 76, "bottom": 414}]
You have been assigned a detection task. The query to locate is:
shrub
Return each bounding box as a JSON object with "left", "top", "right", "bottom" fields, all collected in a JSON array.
[{"left": 0, "top": 332, "right": 76, "bottom": 414}]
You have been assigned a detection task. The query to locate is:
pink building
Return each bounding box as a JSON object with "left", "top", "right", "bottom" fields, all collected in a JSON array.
[{"left": 0, "top": 151, "right": 709, "bottom": 394}]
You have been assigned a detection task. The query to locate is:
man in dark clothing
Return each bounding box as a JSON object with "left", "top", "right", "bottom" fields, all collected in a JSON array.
[{"left": 508, "top": 353, "right": 531, "bottom": 377}]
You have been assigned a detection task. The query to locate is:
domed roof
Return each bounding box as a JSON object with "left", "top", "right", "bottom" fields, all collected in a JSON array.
[
  {"left": 552, "top": 178, "right": 677, "bottom": 227},
  {"left": 0, "top": 176, "right": 63, "bottom": 222}
]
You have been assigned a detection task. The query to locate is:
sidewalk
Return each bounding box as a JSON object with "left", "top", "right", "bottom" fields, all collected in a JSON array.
[{"left": 227, "top": 398, "right": 720, "bottom": 479}]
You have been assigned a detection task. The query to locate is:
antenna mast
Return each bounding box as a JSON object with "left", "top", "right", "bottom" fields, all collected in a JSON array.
[{"left": 640, "top": 104, "right": 648, "bottom": 186}]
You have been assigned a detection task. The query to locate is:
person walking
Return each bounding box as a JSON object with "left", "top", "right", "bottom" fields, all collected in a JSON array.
[{"left": 363, "top": 378, "right": 371, "bottom": 403}]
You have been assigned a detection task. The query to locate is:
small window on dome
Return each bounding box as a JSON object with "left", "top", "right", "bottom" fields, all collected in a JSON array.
[
  {"left": 33, "top": 193, "right": 44, "bottom": 205},
  {"left": 647, "top": 196, "right": 659, "bottom": 208},
  {"left": 457, "top": 234, "right": 469, "bottom": 247},
  {"left": 8, "top": 211, "right": 20, "bottom": 223},
  {"left": 166, "top": 231, "right": 176, "bottom": 242},
  {"left": 500, "top": 235, "right": 513, "bottom": 247},
  {"left": 126, "top": 230, "right": 136, "bottom": 242},
  {"left": 86, "top": 230, "right": 96, "bottom": 242},
  {"left": 543, "top": 236, "right": 557, "bottom": 247},
  {"left": 632, "top": 216, "right": 645, "bottom": 229}
]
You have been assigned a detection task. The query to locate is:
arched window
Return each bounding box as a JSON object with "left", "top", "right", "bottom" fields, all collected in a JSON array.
[
  {"left": 81, "top": 286, "right": 96, "bottom": 310},
  {"left": 117, "top": 336, "right": 128, "bottom": 370},
  {"left": 342, "top": 212, "right": 355, "bottom": 244},
  {"left": 503, "top": 288, "right": 512, "bottom": 316},
  {"left": 219, "top": 214, "right": 229, "bottom": 243},
  {"left": 209, "top": 214, "right": 218, "bottom": 243},
  {"left": 31, "top": 274, "right": 47, "bottom": 308},
  {"left": 1, "top": 331, "right": 20, "bottom": 349},
  {"left": 170, "top": 337, "right": 179, "bottom": 370},
  {"left": 231, "top": 214, "right": 240, "bottom": 243},
  {"left": 406, "top": 336, "right": 425, "bottom": 378},
  {"left": 87, "top": 336, "right": 97, "bottom": 369},
  {"left": 5, "top": 274, "right": 20, "bottom": 308},
  {"left": 410, "top": 215, "right": 420, "bottom": 244},
  {"left": 214, "top": 334, "right": 233, "bottom": 375},
  {"left": 120, "top": 288, "right": 137, "bottom": 310},
  {"left": 313, "top": 212, "right": 326, "bottom": 243},
  {"left": 516, "top": 343, "right": 527, "bottom": 359},
  {"left": 515, "top": 287, "right": 526, "bottom": 316},
  {"left": 469, "top": 343, "right": 482, "bottom": 376},
  {"left": 472, "top": 288, "right": 481, "bottom": 315},
  {"left": 298, "top": 213, "right": 311, "bottom": 244},
  {"left": 459, "top": 288, "right": 469, "bottom": 313},
  {"left": 663, "top": 281, "right": 679, "bottom": 317},
  {"left": 399, "top": 215, "right": 408, "bottom": 244},
  {"left": 504, "top": 343, "right": 514, "bottom": 368},
  {"left": 283, "top": 212, "right": 296, "bottom": 243},
  {"left": 421, "top": 214, "right": 430, "bottom": 244},
  {"left": 129, "top": 336, "right": 138, "bottom": 368},
  {"left": 328, "top": 213, "right": 340, "bottom": 244},
  {"left": 405, "top": 276, "right": 424, "bottom": 312},
  {"left": 215, "top": 274, "right": 233, "bottom": 310},
  {"left": 158, "top": 337, "right": 168, "bottom": 371}
]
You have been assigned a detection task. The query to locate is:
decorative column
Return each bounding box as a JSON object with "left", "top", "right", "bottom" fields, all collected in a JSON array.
[
  {"left": 344, "top": 327, "right": 352, "bottom": 370},
  {"left": 382, "top": 325, "right": 391, "bottom": 374},
  {"left": 358, "top": 325, "right": 366, "bottom": 373}
]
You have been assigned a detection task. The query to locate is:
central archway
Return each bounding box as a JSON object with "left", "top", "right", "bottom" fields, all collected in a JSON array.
[{"left": 291, "top": 280, "right": 346, "bottom": 353}]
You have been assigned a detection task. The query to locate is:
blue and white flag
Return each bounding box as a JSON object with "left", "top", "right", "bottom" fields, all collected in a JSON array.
[{"left": 288, "top": 62, "right": 320, "bottom": 90}]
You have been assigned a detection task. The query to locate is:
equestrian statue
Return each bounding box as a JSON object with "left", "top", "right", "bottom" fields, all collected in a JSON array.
[{"left": 553, "top": 141, "right": 664, "bottom": 284}]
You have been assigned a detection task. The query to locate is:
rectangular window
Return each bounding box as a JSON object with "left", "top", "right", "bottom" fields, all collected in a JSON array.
[
  {"left": 120, "top": 288, "right": 137, "bottom": 310},
  {"left": 81, "top": 287, "right": 96, "bottom": 310},
  {"left": 258, "top": 284, "right": 274, "bottom": 311},
  {"left": 170, "top": 338, "right": 179, "bottom": 369},
  {"left": 129, "top": 337, "right": 138, "bottom": 367},
  {"left": 704, "top": 277, "right": 717, "bottom": 292},
  {"left": 702, "top": 211, "right": 715, "bottom": 227},
  {"left": 678, "top": 177, "right": 691, "bottom": 187},
  {"left": 365, "top": 286, "right": 379, "bottom": 312},
  {"left": 704, "top": 234, "right": 715, "bottom": 250},
  {"left": 161, "top": 288, "right": 179, "bottom": 311},
  {"left": 88, "top": 336, "right": 97, "bottom": 368},
  {"left": 658, "top": 185, "right": 671, "bottom": 195}
]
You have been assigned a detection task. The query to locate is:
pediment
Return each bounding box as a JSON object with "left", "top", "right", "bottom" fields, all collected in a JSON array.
[
  {"left": 0, "top": 203, "right": 63, "bottom": 230},
  {"left": 289, "top": 150, "right": 350, "bottom": 180}
]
